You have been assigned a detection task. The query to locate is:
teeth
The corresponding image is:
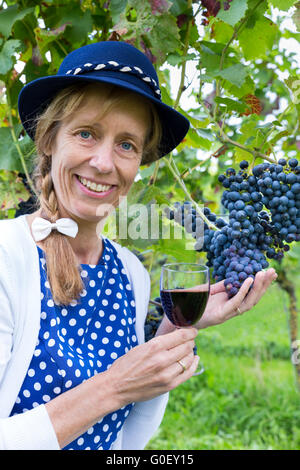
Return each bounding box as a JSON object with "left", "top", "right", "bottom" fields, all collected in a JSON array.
[{"left": 78, "top": 176, "right": 112, "bottom": 193}]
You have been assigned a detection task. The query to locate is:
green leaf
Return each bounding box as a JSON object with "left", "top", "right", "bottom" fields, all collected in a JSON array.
[
  {"left": 212, "top": 20, "right": 235, "bottom": 43},
  {"left": 170, "top": 0, "right": 190, "bottom": 16},
  {"left": 214, "top": 97, "right": 247, "bottom": 113},
  {"left": 223, "top": 75, "right": 255, "bottom": 99},
  {"left": 34, "top": 24, "right": 70, "bottom": 55},
  {"left": 110, "top": 0, "right": 128, "bottom": 23},
  {"left": 0, "top": 170, "right": 30, "bottom": 212},
  {"left": 59, "top": 7, "right": 93, "bottom": 46},
  {"left": 200, "top": 45, "right": 222, "bottom": 71},
  {"left": 0, "top": 127, "right": 20, "bottom": 171},
  {"left": 239, "top": 17, "right": 278, "bottom": 60},
  {"left": 217, "top": 63, "right": 248, "bottom": 88},
  {"left": 181, "top": 111, "right": 210, "bottom": 129},
  {"left": 217, "top": 0, "right": 248, "bottom": 26},
  {"left": 233, "top": 147, "right": 252, "bottom": 163},
  {"left": 268, "top": 0, "right": 298, "bottom": 10},
  {"left": 0, "top": 5, "right": 34, "bottom": 38},
  {"left": 114, "top": 0, "right": 180, "bottom": 63},
  {"left": 292, "top": 1, "right": 300, "bottom": 31},
  {"left": 0, "top": 39, "right": 23, "bottom": 75},
  {"left": 156, "top": 237, "right": 197, "bottom": 263},
  {"left": 0, "top": 128, "right": 34, "bottom": 172},
  {"left": 179, "top": 128, "right": 213, "bottom": 152},
  {"left": 148, "top": 14, "right": 180, "bottom": 62}
]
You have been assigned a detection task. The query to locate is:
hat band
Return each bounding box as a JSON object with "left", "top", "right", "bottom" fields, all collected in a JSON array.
[{"left": 63, "top": 61, "right": 161, "bottom": 100}]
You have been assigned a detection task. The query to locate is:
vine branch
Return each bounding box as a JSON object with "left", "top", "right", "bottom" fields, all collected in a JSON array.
[
  {"left": 164, "top": 154, "right": 219, "bottom": 231},
  {"left": 173, "top": 0, "right": 193, "bottom": 110},
  {"left": 6, "top": 88, "right": 38, "bottom": 198},
  {"left": 217, "top": 126, "right": 278, "bottom": 164}
]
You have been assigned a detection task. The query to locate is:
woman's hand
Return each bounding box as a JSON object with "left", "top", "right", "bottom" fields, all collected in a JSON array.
[
  {"left": 106, "top": 327, "right": 199, "bottom": 408},
  {"left": 195, "top": 268, "right": 277, "bottom": 329}
]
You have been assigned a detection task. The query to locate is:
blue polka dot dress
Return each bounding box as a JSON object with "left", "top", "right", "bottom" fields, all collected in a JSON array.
[{"left": 10, "top": 238, "right": 138, "bottom": 450}]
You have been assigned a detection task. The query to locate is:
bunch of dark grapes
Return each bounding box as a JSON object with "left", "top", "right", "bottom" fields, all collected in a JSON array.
[
  {"left": 144, "top": 298, "right": 164, "bottom": 341},
  {"left": 166, "top": 158, "right": 300, "bottom": 299}
]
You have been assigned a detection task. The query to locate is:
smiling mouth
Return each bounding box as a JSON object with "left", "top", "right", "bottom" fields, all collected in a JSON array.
[{"left": 76, "top": 175, "right": 114, "bottom": 193}]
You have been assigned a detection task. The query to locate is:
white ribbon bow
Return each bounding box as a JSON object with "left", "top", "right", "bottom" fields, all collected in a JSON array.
[{"left": 31, "top": 217, "right": 79, "bottom": 242}]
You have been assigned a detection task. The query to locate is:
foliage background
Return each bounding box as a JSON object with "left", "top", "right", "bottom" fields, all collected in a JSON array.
[{"left": 0, "top": 0, "right": 300, "bottom": 450}]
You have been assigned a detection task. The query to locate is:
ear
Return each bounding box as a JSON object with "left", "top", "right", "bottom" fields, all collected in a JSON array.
[
  {"left": 38, "top": 122, "right": 59, "bottom": 157},
  {"left": 41, "top": 138, "right": 53, "bottom": 157}
]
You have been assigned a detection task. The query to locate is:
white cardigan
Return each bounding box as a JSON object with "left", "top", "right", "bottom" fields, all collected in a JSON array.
[{"left": 0, "top": 214, "right": 168, "bottom": 450}]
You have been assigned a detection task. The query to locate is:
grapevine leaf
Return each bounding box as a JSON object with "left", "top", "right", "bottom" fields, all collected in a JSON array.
[
  {"left": 239, "top": 17, "right": 278, "bottom": 60},
  {"left": 292, "top": 1, "right": 300, "bottom": 31},
  {"left": 217, "top": 0, "right": 248, "bottom": 26},
  {"left": 170, "top": 0, "right": 190, "bottom": 16},
  {"left": 200, "top": 46, "right": 222, "bottom": 71},
  {"left": 143, "top": 12, "right": 180, "bottom": 62},
  {"left": 217, "top": 63, "right": 248, "bottom": 88},
  {"left": 212, "top": 20, "right": 235, "bottom": 43},
  {"left": 214, "top": 97, "right": 248, "bottom": 113},
  {"left": 268, "top": 0, "right": 298, "bottom": 10},
  {"left": 223, "top": 75, "right": 256, "bottom": 100},
  {"left": 0, "top": 39, "right": 24, "bottom": 75},
  {"left": 0, "top": 127, "right": 21, "bottom": 171},
  {"left": 58, "top": 7, "right": 93, "bottom": 46},
  {"left": 0, "top": 128, "right": 34, "bottom": 172},
  {"left": 114, "top": 0, "right": 180, "bottom": 63},
  {"left": 110, "top": 0, "right": 128, "bottom": 23},
  {"left": 284, "top": 76, "right": 300, "bottom": 118},
  {"left": 178, "top": 128, "right": 213, "bottom": 152},
  {"left": 34, "top": 24, "right": 70, "bottom": 55},
  {"left": 0, "top": 5, "right": 34, "bottom": 39},
  {"left": 150, "top": 0, "right": 172, "bottom": 15},
  {"left": 157, "top": 237, "right": 197, "bottom": 263},
  {"left": 0, "top": 171, "right": 30, "bottom": 212}
]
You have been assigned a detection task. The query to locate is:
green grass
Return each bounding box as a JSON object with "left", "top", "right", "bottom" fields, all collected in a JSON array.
[{"left": 146, "top": 284, "right": 300, "bottom": 450}]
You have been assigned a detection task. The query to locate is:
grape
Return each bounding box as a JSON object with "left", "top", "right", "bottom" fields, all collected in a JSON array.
[
  {"left": 144, "top": 296, "right": 164, "bottom": 341},
  {"left": 166, "top": 157, "right": 300, "bottom": 299}
]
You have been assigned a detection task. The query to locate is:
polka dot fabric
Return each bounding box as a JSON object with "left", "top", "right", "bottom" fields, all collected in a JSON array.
[{"left": 10, "top": 238, "right": 138, "bottom": 450}]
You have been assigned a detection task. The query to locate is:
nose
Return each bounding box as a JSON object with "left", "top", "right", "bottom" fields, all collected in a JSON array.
[{"left": 88, "top": 140, "right": 115, "bottom": 173}]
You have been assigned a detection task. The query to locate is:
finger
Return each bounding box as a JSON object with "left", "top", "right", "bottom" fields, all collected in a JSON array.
[
  {"left": 225, "top": 276, "right": 254, "bottom": 318},
  {"left": 169, "top": 354, "right": 200, "bottom": 389},
  {"left": 168, "top": 350, "right": 196, "bottom": 377},
  {"left": 242, "top": 269, "right": 277, "bottom": 310},
  {"left": 149, "top": 326, "right": 198, "bottom": 352},
  {"left": 210, "top": 280, "right": 226, "bottom": 295},
  {"left": 162, "top": 339, "right": 196, "bottom": 368}
]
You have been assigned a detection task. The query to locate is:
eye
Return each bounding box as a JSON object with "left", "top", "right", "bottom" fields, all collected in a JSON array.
[
  {"left": 79, "top": 130, "right": 92, "bottom": 140},
  {"left": 121, "top": 142, "right": 133, "bottom": 151}
]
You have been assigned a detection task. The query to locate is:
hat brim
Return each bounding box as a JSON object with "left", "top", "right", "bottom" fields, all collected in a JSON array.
[{"left": 18, "top": 73, "right": 190, "bottom": 159}]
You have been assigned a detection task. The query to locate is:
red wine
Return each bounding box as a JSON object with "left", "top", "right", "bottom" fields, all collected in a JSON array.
[{"left": 160, "top": 288, "right": 209, "bottom": 327}]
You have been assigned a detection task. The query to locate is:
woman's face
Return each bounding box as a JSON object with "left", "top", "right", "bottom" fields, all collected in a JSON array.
[{"left": 49, "top": 87, "right": 150, "bottom": 222}]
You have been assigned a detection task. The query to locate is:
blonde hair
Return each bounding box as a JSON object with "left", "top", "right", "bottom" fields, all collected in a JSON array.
[{"left": 31, "top": 82, "right": 162, "bottom": 306}]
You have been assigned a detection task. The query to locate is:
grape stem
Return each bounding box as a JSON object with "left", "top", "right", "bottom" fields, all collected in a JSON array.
[
  {"left": 147, "top": 159, "right": 160, "bottom": 186},
  {"left": 181, "top": 144, "right": 229, "bottom": 179},
  {"left": 164, "top": 154, "right": 219, "bottom": 231},
  {"left": 149, "top": 299, "right": 163, "bottom": 308},
  {"left": 218, "top": 127, "right": 278, "bottom": 164}
]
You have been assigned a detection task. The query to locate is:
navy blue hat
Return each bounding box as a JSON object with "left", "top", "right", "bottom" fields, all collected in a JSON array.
[{"left": 18, "top": 41, "right": 190, "bottom": 159}]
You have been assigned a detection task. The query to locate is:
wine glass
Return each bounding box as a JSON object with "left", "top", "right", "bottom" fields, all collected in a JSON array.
[{"left": 160, "top": 263, "right": 210, "bottom": 376}]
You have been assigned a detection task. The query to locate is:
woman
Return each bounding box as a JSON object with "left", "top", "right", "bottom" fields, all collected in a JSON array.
[{"left": 0, "top": 41, "right": 277, "bottom": 450}]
